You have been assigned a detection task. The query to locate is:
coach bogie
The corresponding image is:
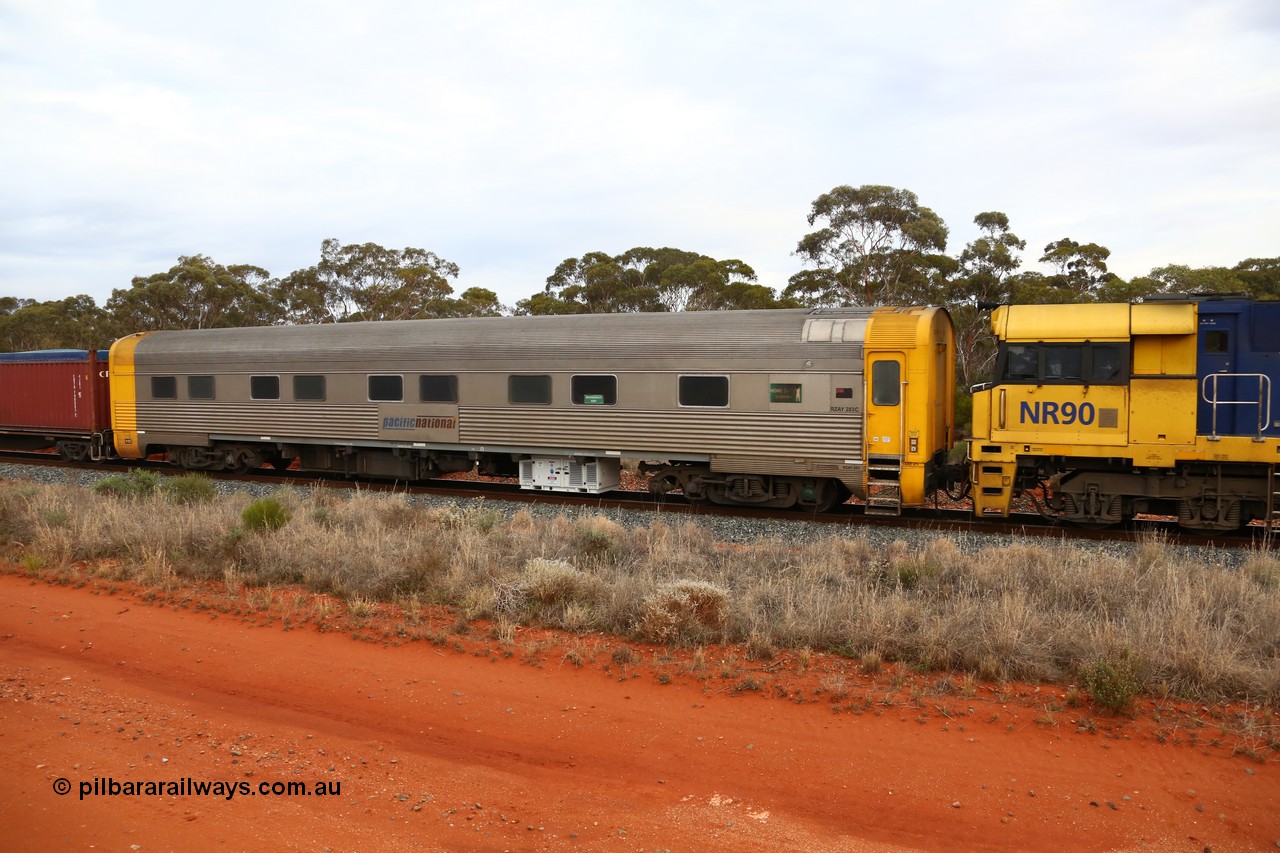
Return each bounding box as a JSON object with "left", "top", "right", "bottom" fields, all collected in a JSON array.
[{"left": 170, "top": 443, "right": 270, "bottom": 473}]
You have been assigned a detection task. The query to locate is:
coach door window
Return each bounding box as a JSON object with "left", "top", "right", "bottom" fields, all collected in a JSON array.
[
  {"left": 679, "top": 375, "right": 729, "bottom": 407},
  {"left": 871, "top": 361, "right": 900, "bottom": 406},
  {"left": 572, "top": 374, "right": 616, "bottom": 405},
  {"left": 251, "top": 376, "right": 280, "bottom": 400},
  {"left": 368, "top": 375, "right": 403, "bottom": 402},
  {"left": 509, "top": 375, "right": 552, "bottom": 404}
]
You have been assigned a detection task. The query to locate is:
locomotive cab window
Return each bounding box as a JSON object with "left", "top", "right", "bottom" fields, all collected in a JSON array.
[
  {"left": 509, "top": 375, "right": 552, "bottom": 405},
  {"left": 1205, "top": 331, "right": 1229, "bottom": 354},
  {"left": 151, "top": 376, "right": 177, "bottom": 399},
  {"left": 419, "top": 374, "right": 458, "bottom": 403},
  {"left": 871, "top": 361, "right": 901, "bottom": 406},
  {"left": 1089, "top": 345, "right": 1126, "bottom": 382},
  {"left": 572, "top": 374, "right": 616, "bottom": 406},
  {"left": 996, "top": 343, "right": 1129, "bottom": 386},
  {"left": 368, "top": 375, "right": 403, "bottom": 402},
  {"left": 250, "top": 375, "right": 280, "bottom": 400},
  {"left": 294, "top": 375, "right": 326, "bottom": 401},
  {"left": 187, "top": 375, "right": 214, "bottom": 399},
  {"left": 679, "top": 375, "right": 729, "bottom": 408},
  {"left": 1043, "top": 346, "right": 1083, "bottom": 381}
]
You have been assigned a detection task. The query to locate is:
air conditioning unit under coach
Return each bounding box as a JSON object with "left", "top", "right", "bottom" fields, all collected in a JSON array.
[{"left": 519, "top": 456, "right": 621, "bottom": 494}]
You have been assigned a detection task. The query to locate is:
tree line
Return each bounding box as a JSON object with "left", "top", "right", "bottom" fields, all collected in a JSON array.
[{"left": 4, "top": 184, "right": 1277, "bottom": 389}]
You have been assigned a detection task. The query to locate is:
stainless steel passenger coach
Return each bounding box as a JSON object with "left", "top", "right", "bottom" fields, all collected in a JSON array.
[{"left": 108, "top": 307, "right": 956, "bottom": 513}]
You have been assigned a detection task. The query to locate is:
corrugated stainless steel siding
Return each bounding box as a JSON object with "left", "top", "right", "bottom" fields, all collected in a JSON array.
[
  {"left": 459, "top": 408, "right": 860, "bottom": 458},
  {"left": 136, "top": 403, "right": 378, "bottom": 440}
]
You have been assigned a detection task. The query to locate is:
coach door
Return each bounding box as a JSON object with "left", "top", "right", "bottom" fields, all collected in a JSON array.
[
  {"left": 863, "top": 354, "right": 905, "bottom": 515},
  {"left": 865, "top": 355, "right": 904, "bottom": 457}
]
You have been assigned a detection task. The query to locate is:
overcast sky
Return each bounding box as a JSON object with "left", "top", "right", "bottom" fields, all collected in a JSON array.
[{"left": 2, "top": 0, "right": 1277, "bottom": 310}]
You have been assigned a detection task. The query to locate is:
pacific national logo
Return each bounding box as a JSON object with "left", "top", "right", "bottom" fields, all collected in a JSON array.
[{"left": 383, "top": 416, "right": 457, "bottom": 430}]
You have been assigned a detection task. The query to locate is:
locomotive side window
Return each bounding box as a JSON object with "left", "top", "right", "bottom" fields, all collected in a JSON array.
[
  {"left": 997, "top": 343, "right": 1128, "bottom": 386},
  {"left": 1003, "top": 346, "right": 1038, "bottom": 381},
  {"left": 368, "top": 375, "right": 403, "bottom": 402},
  {"left": 251, "top": 375, "right": 280, "bottom": 400},
  {"left": 679, "top": 375, "right": 729, "bottom": 407},
  {"left": 151, "top": 376, "right": 177, "bottom": 399},
  {"left": 871, "top": 361, "right": 900, "bottom": 406},
  {"left": 572, "top": 374, "right": 616, "bottom": 405},
  {"left": 187, "top": 376, "right": 214, "bottom": 399},
  {"left": 1043, "top": 346, "right": 1083, "bottom": 381},
  {"left": 1205, "top": 331, "right": 1229, "bottom": 354},
  {"left": 294, "top": 375, "right": 326, "bottom": 401},
  {"left": 1089, "top": 345, "right": 1125, "bottom": 383},
  {"left": 509, "top": 375, "right": 552, "bottom": 404},
  {"left": 420, "top": 374, "right": 458, "bottom": 403}
]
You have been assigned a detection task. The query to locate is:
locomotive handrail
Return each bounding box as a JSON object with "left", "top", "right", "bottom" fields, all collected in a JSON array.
[{"left": 1201, "top": 372, "right": 1271, "bottom": 441}]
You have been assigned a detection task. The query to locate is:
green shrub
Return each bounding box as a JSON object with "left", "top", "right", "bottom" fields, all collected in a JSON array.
[
  {"left": 93, "top": 469, "right": 161, "bottom": 499},
  {"left": 40, "top": 508, "right": 71, "bottom": 527},
  {"left": 241, "top": 497, "right": 291, "bottom": 532},
  {"left": 1082, "top": 651, "right": 1143, "bottom": 713},
  {"left": 160, "top": 473, "right": 217, "bottom": 505}
]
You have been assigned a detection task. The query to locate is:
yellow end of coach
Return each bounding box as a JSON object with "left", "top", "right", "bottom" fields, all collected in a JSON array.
[{"left": 107, "top": 332, "right": 148, "bottom": 460}]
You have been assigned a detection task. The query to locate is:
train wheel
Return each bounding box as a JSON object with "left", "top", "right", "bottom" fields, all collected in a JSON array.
[{"left": 800, "top": 479, "right": 840, "bottom": 513}]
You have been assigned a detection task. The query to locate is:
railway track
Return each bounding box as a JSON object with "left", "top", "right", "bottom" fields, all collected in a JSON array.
[{"left": 0, "top": 448, "right": 1269, "bottom": 550}]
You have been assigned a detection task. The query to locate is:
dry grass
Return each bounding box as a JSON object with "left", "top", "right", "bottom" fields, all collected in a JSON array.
[{"left": 3, "top": 477, "right": 1279, "bottom": 708}]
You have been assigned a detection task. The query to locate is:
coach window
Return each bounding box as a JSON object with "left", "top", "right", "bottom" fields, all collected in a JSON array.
[
  {"left": 368, "top": 375, "right": 403, "bottom": 402},
  {"left": 871, "top": 361, "right": 900, "bottom": 406},
  {"left": 188, "top": 375, "right": 215, "bottom": 399},
  {"left": 769, "top": 383, "right": 802, "bottom": 404},
  {"left": 679, "top": 375, "right": 729, "bottom": 407},
  {"left": 572, "top": 374, "right": 616, "bottom": 406},
  {"left": 294, "top": 375, "right": 326, "bottom": 401},
  {"left": 509, "top": 375, "right": 552, "bottom": 405},
  {"left": 151, "top": 376, "right": 177, "bottom": 399},
  {"left": 419, "top": 374, "right": 458, "bottom": 403},
  {"left": 250, "top": 375, "right": 280, "bottom": 400}
]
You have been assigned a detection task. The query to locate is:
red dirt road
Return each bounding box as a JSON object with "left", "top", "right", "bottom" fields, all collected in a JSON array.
[{"left": 1, "top": 571, "right": 1276, "bottom": 852}]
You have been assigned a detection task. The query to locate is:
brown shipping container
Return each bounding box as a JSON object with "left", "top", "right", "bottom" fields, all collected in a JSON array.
[{"left": 0, "top": 350, "right": 111, "bottom": 439}]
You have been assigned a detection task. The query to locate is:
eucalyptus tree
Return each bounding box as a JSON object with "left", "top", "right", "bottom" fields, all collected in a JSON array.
[
  {"left": 947, "top": 212, "right": 1026, "bottom": 387},
  {"left": 785, "top": 184, "right": 949, "bottom": 306},
  {"left": 106, "top": 255, "right": 276, "bottom": 331},
  {"left": 0, "top": 295, "right": 113, "bottom": 351},
  {"left": 1028, "top": 238, "right": 1122, "bottom": 302},
  {"left": 271, "top": 239, "right": 463, "bottom": 323}
]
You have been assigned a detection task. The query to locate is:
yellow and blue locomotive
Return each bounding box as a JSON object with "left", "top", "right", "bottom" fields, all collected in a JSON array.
[{"left": 969, "top": 297, "right": 1280, "bottom": 532}]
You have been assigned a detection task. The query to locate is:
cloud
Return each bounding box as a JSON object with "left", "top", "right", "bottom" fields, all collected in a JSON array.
[{"left": 0, "top": 0, "right": 1276, "bottom": 308}]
